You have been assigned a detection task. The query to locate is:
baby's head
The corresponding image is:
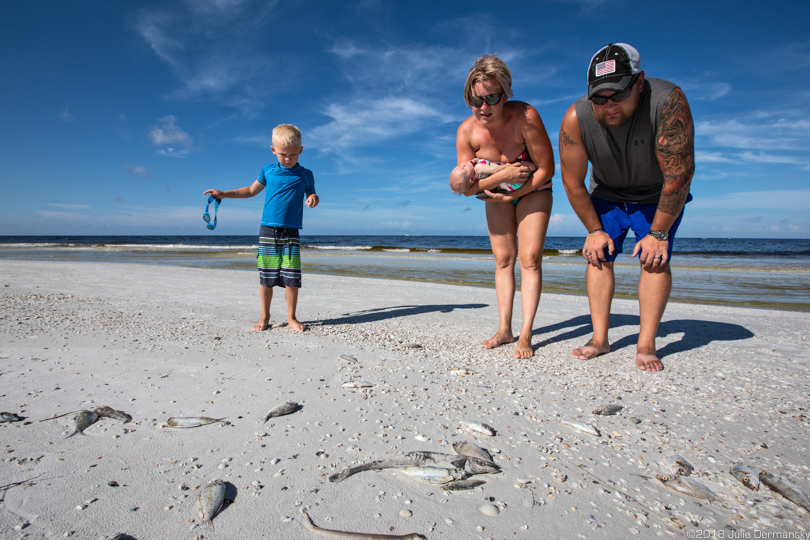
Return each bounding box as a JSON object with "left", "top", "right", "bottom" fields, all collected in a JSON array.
[{"left": 449, "top": 161, "right": 476, "bottom": 194}]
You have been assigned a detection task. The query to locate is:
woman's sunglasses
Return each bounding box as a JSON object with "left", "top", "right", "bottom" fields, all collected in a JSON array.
[
  {"left": 589, "top": 76, "right": 639, "bottom": 106},
  {"left": 470, "top": 92, "right": 503, "bottom": 108}
]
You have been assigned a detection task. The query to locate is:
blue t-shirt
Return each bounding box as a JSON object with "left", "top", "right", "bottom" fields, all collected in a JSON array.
[{"left": 257, "top": 162, "right": 316, "bottom": 229}]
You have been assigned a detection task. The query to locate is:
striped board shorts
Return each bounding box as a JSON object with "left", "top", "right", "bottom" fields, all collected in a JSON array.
[{"left": 257, "top": 226, "right": 301, "bottom": 288}]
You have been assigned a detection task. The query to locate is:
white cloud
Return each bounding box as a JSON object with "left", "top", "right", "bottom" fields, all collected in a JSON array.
[
  {"left": 124, "top": 164, "right": 154, "bottom": 179},
  {"left": 135, "top": 2, "right": 278, "bottom": 112},
  {"left": 44, "top": 203, "right": 89, "bottom": 210},
  {"left": 149, "top": 116, "right": 191, "bottom": 146},
  {"left": 688, "top": 189, "right": 810, "bottom": 211},
  {"left": 680, "top": 79, "right": 732, "bottom": 101},
  {"left": 59, "top": 106, "right": 75, "bottom": 123},
  {"left": 697, "top": 115, "right": 810, "bottom": 150},
  {"left": 148, "top": 116, "right": 193, "bottom": 157},
  {"left": 310, "top": 97, "right": 454, "bottom": 157}
]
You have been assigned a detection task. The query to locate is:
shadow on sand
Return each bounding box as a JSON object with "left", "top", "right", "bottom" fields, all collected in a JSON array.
[
  {"left": 532, "top": 314, "right": 754, "bottom": 357},
  {"left": 313, "top": 303, "right": 488, "bottom": 327}
]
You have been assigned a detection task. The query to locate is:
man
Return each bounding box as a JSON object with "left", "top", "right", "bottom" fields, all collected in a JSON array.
[{"left": 559, "top": 43, "right": 694, "bottom": 371}]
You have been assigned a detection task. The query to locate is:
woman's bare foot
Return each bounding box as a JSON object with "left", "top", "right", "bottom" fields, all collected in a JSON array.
[
  {"left": 482, "top": 330, "right": 514, "bottom": 350},
  {"left": 287, "top": 318, "right": 307, "bottom": 332},
  {"left": 252, "top": 319, "right": 270, "bottom": 331},
  {"left": 571, "top": 339, "right": 609, "bottom": 360},
  {"left": 636, "top": 346, "right": 663, "bottom": 371},
  {"left": 514, "top": 335, "right": 534, "bottom": 359}
]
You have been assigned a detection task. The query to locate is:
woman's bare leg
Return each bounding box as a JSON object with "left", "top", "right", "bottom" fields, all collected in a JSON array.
[
  {"left": 514, "top": 190, "right": 552, "bottom": 358},
  {"left": 483, "top": 201, "right": 518, "bottom": 350}
]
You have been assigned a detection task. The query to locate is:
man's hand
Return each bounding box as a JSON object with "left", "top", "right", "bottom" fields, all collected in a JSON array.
[
  {"left": 306, "top": 193, "right": 319, "bottom": 208},
  {"left": 632, "top": 234, "right": 668, "bottom": 267},
  {"left": 582, "top": 231, "right": 615, "bottom": 269}
]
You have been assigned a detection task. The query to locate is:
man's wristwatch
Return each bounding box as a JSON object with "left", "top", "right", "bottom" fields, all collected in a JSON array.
[{"left": 648, "top": 230, "right": 669, "bottom": 241}]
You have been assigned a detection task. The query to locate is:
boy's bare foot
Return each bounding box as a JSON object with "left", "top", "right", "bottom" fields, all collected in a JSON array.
[
  {"left": 636, "top": 346, "right": 663, "bottom": 371},
  {"left": 482, "top": 330, "right": 514, "bottom": 350},
  {"left": 287, "top": 318, "right": 307, "bottom": 332},
  {"left": 252, "top": 319, "right": 270, "bottom": 331},
  {"left": 571, "top": 339, "right": 609, "bottom": 360},
  {"left": 514, "top": 336, "right": 534, "bottom": 359}
]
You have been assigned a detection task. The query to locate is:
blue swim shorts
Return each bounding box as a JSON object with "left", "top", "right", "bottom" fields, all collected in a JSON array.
[
  {"left": 257, "top": 226, "right": 301, "bottom": 288},
  {"left": 590, "top": 193, "right": 692, "bottom": 262}
]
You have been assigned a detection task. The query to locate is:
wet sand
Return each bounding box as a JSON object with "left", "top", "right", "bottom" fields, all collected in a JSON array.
[{"left": 1, "top": 260, "right": 808, "bottom": 539}]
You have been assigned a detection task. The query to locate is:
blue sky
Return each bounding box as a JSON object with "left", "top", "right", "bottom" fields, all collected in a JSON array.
[{"left": 2, "top": 0, "right": 809, "bottom": 238}]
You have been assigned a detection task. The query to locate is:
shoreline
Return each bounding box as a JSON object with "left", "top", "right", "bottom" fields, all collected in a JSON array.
[{"left": 1, "top": 260, "right": 808, "bottom": 538}]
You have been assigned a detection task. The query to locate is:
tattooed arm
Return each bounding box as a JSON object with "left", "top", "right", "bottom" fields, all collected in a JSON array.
[
  {"left": 632, "top": 87, "right": 695, "bottom": 265},
  {"left": 560, "top": 104, "right": 615, "bottom": 266},
  {"left": 654, "top": 87, "right": 695, "bottom": 219}
]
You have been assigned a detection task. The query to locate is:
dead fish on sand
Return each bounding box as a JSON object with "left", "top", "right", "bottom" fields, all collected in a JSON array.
[
  {"left": 263, "top": 401, "right": 301, "bottom": 422},
  {"left": 0, "top": 412, "right": 24, "bottom": 423},
  {"left": 338, "top": 355, "right": 358, "bottom": 364},
  {"left": 66, "top": 410, "right": 99, "bottom": 438},
  {"left": 666, "top": 454, "right": 694, "bottom": 476},
  {"left": 449, "top": 368, "right": 473, "bottom": 376},
  {"left": 452, "top": 441, "right": 493, "bottom": 463},
  {"left": 730, "top": 462, "right": 759, "bottom": 491},
  {"left": 159, "top": 417, "right": 227, "bottom": 428},
  {"left": 656, "top": 475, "right": 720, "bottom": 502},
  {"left": 341, "top": 381, "right": 375, "bottom": 388},
  {"left": 303, "top": 511, "right": 427, "bottom": 540},
  {"left": 759, "top": 471, "right": 810, "bottom": 511},
  {"left": 459, "top": 420, "right": 496, "bottom": 436},
  {"left": 592, "top": 404, "right": 623, "bottom": 416},
  {"left": 196, "top": 479, "right": 226, "bottom": 530},
  {"left": 442, "top": 478, "right": 487, "bottom": 491},
  {"left": 94, "top": 406, "right": 132, "bottom": 423},
  {"left": 400, "top": 466, "right": 467, "bottom": 484},
  {"left": 560, "top": 420, "right": 600, "bottom": 437},
  {"left": 329, "top": 451, "right": 499, "bottom": 483}
]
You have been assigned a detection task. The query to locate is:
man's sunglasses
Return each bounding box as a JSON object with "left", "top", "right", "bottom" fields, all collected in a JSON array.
[
  {"left": 589, "top": 76, "right": 639, "bottom": 106},
  {"left": 470, "top": 92, "right": 503, "bottom": 108}
]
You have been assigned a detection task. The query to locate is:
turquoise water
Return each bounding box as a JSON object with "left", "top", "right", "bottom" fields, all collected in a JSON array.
[{"left": 1, "top": 235, "right": 808, "bottom": 311}]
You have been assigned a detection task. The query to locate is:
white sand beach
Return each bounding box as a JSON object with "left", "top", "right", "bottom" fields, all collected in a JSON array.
[{"left": 1, "top": 260, "right": 808, "bottom": 539}]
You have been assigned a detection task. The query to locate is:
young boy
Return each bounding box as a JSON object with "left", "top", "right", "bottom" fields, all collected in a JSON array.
[{"left": 204, "top": 124, "right": 319, "bottom": 332}]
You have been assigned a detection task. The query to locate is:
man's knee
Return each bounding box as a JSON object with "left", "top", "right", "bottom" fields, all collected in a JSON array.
[{"left": 640, "top": 263, "right": 671, "bottom": 276}]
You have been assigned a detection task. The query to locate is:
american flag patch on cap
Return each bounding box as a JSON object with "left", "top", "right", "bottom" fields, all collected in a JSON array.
[{"left": 595, "top": 60, "right": 615, "bottom": 77}]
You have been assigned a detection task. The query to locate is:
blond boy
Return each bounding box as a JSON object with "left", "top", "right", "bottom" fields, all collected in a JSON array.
[{"left": 204, "top": 124, "right": 319, "bottom": 331}]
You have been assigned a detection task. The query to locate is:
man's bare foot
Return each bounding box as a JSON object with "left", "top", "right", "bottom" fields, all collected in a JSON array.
[
  {"left": 252, "top": 319, "right": 270, "bottom": 331},
  {"left": 636, "top": 347, "right": 663, "bottom": 371},
  {"left": 288, "top": 318, "right": 307, "bottom": 332},
  {"left": 482, "top": 330, "right": 514, "bottom": 350},
  {"left": 514, "top": 336, "right": 534, "bottom": 359},
  {"left": 571, "top": 339, "right": 609, "bottom": 360}
]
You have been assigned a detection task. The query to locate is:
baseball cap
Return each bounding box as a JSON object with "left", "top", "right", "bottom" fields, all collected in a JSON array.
[{"left": 587, "top": 43, "right": 641, "bottom": 98}]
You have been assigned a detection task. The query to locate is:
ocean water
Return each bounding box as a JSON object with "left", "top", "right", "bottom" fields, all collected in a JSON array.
[{"left": 1, "top": 235, "right": 808, "bottom": 312}]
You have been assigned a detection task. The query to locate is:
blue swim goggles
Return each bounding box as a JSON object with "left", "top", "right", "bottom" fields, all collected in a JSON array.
[{"left": 203, "top": 196, "right": 222, "bottom": 230}]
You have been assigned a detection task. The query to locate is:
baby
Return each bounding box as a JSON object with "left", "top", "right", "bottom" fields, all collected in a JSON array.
[{"left": 449, "top": 152, "right": 535, "bottom": 197}]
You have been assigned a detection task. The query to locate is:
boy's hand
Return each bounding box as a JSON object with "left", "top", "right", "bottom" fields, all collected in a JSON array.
[
  {"left": 203, "top": 189, "right": 224, "bottom": 199},
  {"left": 306, "top": 193, "right": 319, "bottom": 208}
]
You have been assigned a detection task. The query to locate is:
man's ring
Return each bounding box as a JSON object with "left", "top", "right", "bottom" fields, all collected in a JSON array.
[
  {"left": 654, "top": 256, "right": 663, "bottom": 259},
  {"left": 585, "top": 251, "right": 591, "bottom": 256}
]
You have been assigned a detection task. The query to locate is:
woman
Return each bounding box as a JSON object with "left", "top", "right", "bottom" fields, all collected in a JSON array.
[{"left": 455, "top": 54, "right": 554, "bottom": 359}]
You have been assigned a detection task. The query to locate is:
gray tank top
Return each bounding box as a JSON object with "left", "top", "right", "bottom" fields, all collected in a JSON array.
[{"left": 575, "top": 77, "right": 678, "bottom": 204}]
